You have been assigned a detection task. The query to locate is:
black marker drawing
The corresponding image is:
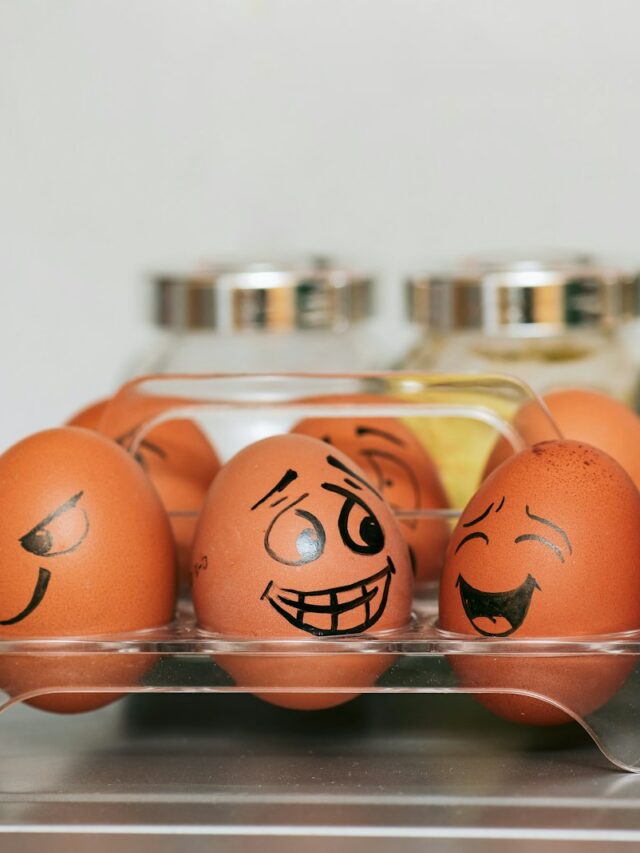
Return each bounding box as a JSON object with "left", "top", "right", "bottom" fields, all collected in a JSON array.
[
  {"left": 192, "top": 554, "right": 208, "bottom": 580},
  {"left": 495, "top": 496, "right": 505, "bottom": 513},
  {"left": 251, "top": 469, "right": 298, "bottom": 511},
  {"left": 19, "top": 492, "right": 89, "bottom": 558},
  {"left": 321, "top": 482, "right": 384, "bottom": 555},
  {"left": 326, "top": 455, "right": 382, "bottom": 500},
  {"left": 456, "top": 573, "right": 540, "bottom": 637},
  {"left": 355, "top": 425, "right": 406, "bottom": 447},
  {"left": 262, "top": 557, "right": 396, "bottom": 636},
  {"left": 115, "top": 424, "right": 167, "bottom": 471},
  {"left": 264, "top": 493, "right": 326, "bottom": 566},
  {"left": 462, "top": 502, "right": 494, "bottom": 528},
  {"left": 515, "top": 533, "right": 565, "bottom": 563},
  {"left": 525, "top": 505, "right": 572, "bottom": 554},
  {"left": 0, "top": 568, "right": 51, "bottom": 626},
  {"left": 455, "top": 530, "right": 489, "bottom": 553}
]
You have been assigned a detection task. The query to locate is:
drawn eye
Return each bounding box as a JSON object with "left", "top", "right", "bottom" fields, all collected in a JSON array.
[
  {"left": 265, "top": 501, "right": 326, "bottom": 566},
  {"left": 20, "top": 492, "right": 89, "bottom": 558},
  {"left": 338, "top": 496, "right": 385, "bottom": 555},
  {"left": 362, "top": 450, "right": 420, "bottom": 510}
]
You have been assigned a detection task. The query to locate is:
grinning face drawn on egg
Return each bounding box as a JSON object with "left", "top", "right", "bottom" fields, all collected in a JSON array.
[
  {"left": 192, "top": 434, "right": 413, "bottom": 641},
  {"left": 452, "top": 496, "right": 573, "bottom": 638},
  {"left": 252, "top": 454, "right": 395, "bottom": 637},
  {"left": 3, "top": 491, "right": 90, "bottom": 627},
  {"left": 191, "top": 434, "right": 414, "bottom": 710}
]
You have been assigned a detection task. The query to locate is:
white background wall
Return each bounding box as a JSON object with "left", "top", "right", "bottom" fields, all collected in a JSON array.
[{"left": 1, "top": 0, "right": 639, "bottom": 450}]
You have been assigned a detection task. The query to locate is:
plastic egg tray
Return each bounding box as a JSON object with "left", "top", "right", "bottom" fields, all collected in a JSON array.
[{"left": 2, "top": 372, "right": 640, "bottom": 773}]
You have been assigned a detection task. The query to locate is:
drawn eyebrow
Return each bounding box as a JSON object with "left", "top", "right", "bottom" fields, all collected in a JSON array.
[
  {"left": 20, "top": 491, "right": 84, "bottom": 542},
  {"left": 115, "top": 425, "right": 167, "bottom": 460},
  {"left": 251, "top": 469, "right": 298, "bottom": 511},
  {"left": 269, "top": 496, "right": 288, "bottom": 508},
  {"left": 462, "top": 503, "right": 494, "bottom": 528},
  {"left": 515, "top": 533, "right": 565, "bottom": 563},
  {"left": 455, "top": 531, "right": 489, "bottom": 553},
  {"left": 326, "top": 455, "right": 382, "bottom": 499},
  {"left": 496, "top": 496, "right": 505, "bottom": 513},
  {"left": 344, "top": 478, "right": 363, "bottom": 491},
  {"left": 355, "top": 426, "right": 405, "bottom": 447},
  {"left": 525, "top": 505, "right": 572, "bottom": 554}
]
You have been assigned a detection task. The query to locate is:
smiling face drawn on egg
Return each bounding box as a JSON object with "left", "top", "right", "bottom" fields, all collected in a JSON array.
[
  {"left": 251, "top": 454, "right": 396, "bottom": 637},
  {"left": 3, "top": 492, "right": 90, "bottom": 625},
  {"left": 452, "top": 497, "right": 573, "bottom": 637}
]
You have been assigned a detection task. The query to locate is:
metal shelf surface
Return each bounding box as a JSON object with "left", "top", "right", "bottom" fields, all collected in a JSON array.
[{"left": 0, "top": 692, "right": 638, "bottom": 851}]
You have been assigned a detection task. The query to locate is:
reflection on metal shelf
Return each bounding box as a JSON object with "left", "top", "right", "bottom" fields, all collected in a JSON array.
[{"left": 0, "top": 692, "right": 639, "bottom": 851}]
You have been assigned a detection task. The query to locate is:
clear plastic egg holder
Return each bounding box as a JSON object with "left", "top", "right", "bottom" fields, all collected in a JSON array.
[{"left": 4, "top": 371, "right": 640, "bottom": 773}]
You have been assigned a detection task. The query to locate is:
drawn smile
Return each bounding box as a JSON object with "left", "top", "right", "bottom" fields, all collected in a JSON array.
[
  {"left": 0, "top": 568, "right": 51, "bottom": 626},
  {"left": 456, "top": 572, "right": 540, "bottom": 637},
  {"left": 262, "top": 558, "right": 396, "bottom": 636}
]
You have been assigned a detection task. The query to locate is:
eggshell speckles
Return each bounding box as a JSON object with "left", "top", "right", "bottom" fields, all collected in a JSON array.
[
  {"left": 484, "top": 389, "right": 640, "bottom": 489},
  {"left": 292, "top": 397, "right": 450, "bottom": 583},
  {"left": 191, "top": 433, "right": 414, "bottom": 710},
  {"left": 439, "top": 439, "right": 640, "bottom": 725},
  {"left": 0, "top": 427, "right": 177, "bottom": 712}
]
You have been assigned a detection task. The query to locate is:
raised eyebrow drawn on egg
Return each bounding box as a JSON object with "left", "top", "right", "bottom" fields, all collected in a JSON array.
[
  {"left": 514, "top": 533, "right": 565, "bottom": 563},
  {"left": 455, "top": 530, "right": 489, "bottom": 553},
  {"left": 18, "top": 491, "right": 89, "bottom": 557},
  {"left": 115, "top": 424, "right": 167, "bottom": 461},
  {"left": 326, "top": 455, "right": 382, "bottom": 500},
  {"left": 525, "top": 506, "right": 572, "bottom": 554},
  {"left": 251, "top": 469, "right": 298, "bottom": 511},
  {"left": 462, "top": 502, "right": 494, "bottom": 528},
  {"left": 355, "top": 425, "right": 406, "bottom": 447},
  {"left": 495, "top": 496, "right": 505, "bottom": 513}
]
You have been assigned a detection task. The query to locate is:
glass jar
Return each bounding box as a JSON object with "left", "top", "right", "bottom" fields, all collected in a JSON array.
[
  {"left": 129, "top": 261, "right": 383, "bottom": 376},
  {"left": 402, "top": 260, "right": 636, "bottom": 403}
]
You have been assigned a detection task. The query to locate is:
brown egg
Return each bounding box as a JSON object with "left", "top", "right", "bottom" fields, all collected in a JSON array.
[
  {"left": 191, "top": 434, "right": 414, "bottom": 710},
  {"left": 292, "top": 396, "right": 449, "bottom": 583},
  {"left": 484, "top": 389, "right": 640, "bottom": 489},
  {"left": 439, "top": 440, "right": 640, "bottom": 725},
  {"left": 0, "top": 427, "right": 176, "bottom": 713},
  {"left": 68, "top": 395, "right": 220, "bottom": 581}
]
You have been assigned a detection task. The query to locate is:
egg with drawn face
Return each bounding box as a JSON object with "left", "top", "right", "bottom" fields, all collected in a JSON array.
[
  {"left": 0, "top": 427, "right": 176, "bottom": 713},
  {"left": 191, "top": 434, "right": 414, "bottom": 709},
  {"left": 292, "top": 397, "right": 450, "bottom": 583},
  {"left": 68, "top": 395, "right": 220, "bottom": 583},
  {"left": 439, "top": 440, "right": 640, "bottom": 725}
]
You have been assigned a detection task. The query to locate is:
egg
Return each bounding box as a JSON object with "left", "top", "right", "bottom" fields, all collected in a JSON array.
[
  {"left": 439, "top": 440, "right": 640, "bottom": 725},
  {"left": 484, "top": 389, "right": 640, "bottom": 489},
  {"left": 0, "top": 427, "right": 176, "bottom": 713},
  {"left": 68, "top": 394, "right": 220, "bottom": 581},
  {"left": 191, "top": 433, "right": 414, "bottom": 710},
  {"left": 292, "top": 396, "right": 450, "bottom": 583}
]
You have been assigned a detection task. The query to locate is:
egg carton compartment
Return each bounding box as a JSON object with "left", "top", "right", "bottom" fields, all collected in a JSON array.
[{"left": 5, "top": 372, "right": 638, "bottom": 773}]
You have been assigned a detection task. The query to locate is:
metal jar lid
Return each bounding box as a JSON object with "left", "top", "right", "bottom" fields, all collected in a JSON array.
[
  {"left": 153, "top": 261, "right": 373, "bottom": 333},
  {"left": 407, "top": 260, "right": 626, "bottom": 338}
]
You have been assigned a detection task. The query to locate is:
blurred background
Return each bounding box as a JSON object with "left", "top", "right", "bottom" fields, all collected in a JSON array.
[{"left": 2, "top": 0, "right": 640, "bottom": 449}]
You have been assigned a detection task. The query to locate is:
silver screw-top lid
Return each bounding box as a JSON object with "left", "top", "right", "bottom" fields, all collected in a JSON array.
[
  {"left": 153, "top": 260, "right": 373, "bottom": 332},
  {"left": 407, "top": 259, "right": 626, "bottom": 338}
]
